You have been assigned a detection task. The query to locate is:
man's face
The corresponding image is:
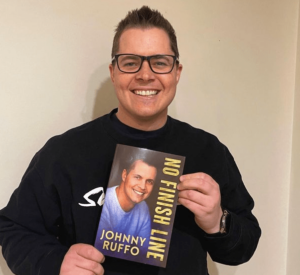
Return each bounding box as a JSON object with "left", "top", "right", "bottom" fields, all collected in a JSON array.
[
  {"left": 109, "top": 28, "right": 182, "bottom": 128},
  {"left": 121, "top": 160, "right": 157, "bottom": 207}
]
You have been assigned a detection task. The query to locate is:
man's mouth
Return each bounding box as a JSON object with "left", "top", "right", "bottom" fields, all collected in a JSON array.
[
  {"left": 133, "top": 90, "right": 158, "bottom": 96},
  {"left": 133, "top": 189, "right": 145, "bottom": 196}
]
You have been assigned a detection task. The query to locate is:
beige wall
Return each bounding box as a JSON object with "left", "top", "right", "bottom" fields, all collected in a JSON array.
[{"left": 0, "top": 1, "right": 299, "bottom": 274}]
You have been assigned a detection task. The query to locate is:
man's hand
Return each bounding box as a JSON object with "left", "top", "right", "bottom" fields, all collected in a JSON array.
[
  {"left": 177, "top": 173, "right": 223, "bottom": 234},
  {"left": 60, "top": 243, "right": 105, "bottom": 275}
]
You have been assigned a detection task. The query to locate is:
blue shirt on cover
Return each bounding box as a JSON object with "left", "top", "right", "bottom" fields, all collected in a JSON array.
[{"left": 94, "top": 186, "right": 151, "bottom": 262}]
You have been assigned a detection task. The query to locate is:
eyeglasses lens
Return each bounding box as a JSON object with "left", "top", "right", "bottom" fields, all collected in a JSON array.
[{"left": 117, "top": 55, "right": 174, "bottom": 73}]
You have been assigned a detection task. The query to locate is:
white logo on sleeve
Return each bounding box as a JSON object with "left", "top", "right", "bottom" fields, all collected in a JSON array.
[{"left": 78, "top": 187, "right": 105, "bottom": 207}]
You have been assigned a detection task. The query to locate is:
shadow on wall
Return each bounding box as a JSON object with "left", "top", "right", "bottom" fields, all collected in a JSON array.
[
  {"left": 92, "top": 76, "right": 118, "bottom": 120},
  {"left": 0, "top": 249, "right": 14, "bottom": 275},
  {"left": 82, "top": 64, "right": 118, "bottom": 122},
  {"left": 207, "top": 254, "right": 239, "bottom": 275},
  {"left": 208, "top": 255, "right": 219, "bottom": 275}
]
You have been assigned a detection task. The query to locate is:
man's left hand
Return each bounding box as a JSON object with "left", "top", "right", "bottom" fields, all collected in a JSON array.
[{"left": 177, "top": 172, "right": 223, "bottom": 234}]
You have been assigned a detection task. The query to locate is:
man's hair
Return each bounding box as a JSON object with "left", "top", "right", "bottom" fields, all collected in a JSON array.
[
  {"left": 111, "top": 6, "right": 179, "bottom": 58},
  {"left": 126, "top": 159, "right": 157, "bottom": 175}
]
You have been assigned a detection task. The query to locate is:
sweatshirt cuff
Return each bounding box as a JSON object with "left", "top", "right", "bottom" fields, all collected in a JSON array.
[
  {"left": 38, "top": 246, "right": 68, "bottom": 275},
  {"left": 202, "top": 212, "right": 241, "bottom": 250}
]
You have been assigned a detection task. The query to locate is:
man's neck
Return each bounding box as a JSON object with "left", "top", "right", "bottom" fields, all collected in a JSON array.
[
  {"left": 116, "top": 110, "right": 167, "bottom": 131},
  {"left": 115, "top": 186, "right": 134, "bottom": 212}
]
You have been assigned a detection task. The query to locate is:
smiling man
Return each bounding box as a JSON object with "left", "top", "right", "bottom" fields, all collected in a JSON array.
[
  {"left": 109, "top": 27, "right": 182, "bottom": 131},
  {"left": 116, "top": 159, "right": 156, "bottom": 212},
  {"left": 94, "top": 158, "right": 157, "bottom": 260},
  {"left": 100, "top": 158, "right": 157, "bottom": 234},
  {"left": 0, "top": 6, "right": 261, "bottom": 275}
]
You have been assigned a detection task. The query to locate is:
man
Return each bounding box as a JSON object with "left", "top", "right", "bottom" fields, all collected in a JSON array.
[
  {"left": 94, "top": 158, "right": 157, "bottom": 259},
  {"left": 0, "top": 6, "right": 261, "bottom": 275}
]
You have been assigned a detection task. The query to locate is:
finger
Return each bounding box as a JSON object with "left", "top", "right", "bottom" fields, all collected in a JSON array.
[
  {"left": 178, "top": 175, "right": 216, "bottom": 194},
  {"left": 178, "top": 191, "right": 219, "bottom": 216},
  {"left": 178, "top": 189, "right": 207, "bottom": 205},
  {"left": 180, "top": 172, "right": 207, "bottom": 181},
  {"left": 178, "top": 186, "right": 221, "bottom": 209},
  {"left": 77, "top": 244, "right": 105, "bottom": 263},
  {"left": 75, "top": 259, "right": 104, "bottom": 275},
  {"left": 178, "top": 196, "right": 205, "bottom": 216}
]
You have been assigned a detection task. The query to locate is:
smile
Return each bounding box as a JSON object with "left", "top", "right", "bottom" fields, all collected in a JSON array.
[
  {"left": 133, "top": 90, "right": 158, "bottom": 96},
  {"left": 133, "top": 189, "right": 145, "bottom": 196}
]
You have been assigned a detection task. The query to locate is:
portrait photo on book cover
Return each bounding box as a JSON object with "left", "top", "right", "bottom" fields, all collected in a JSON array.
[{"left": 94, "top": 144, "right": 185, "bottom": 267}]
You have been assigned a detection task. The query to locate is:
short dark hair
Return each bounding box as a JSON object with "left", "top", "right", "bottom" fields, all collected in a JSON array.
[
  {"left": 126, "top": 159, "right": 157, "bottom": 175},
  {"left": 111, "top": 6, "right": 179, "bottom": 58}
]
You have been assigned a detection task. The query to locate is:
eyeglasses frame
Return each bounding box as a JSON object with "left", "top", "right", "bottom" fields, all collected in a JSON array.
[{"left": 111, "top": 54, "right": 180, "bottom": 74}]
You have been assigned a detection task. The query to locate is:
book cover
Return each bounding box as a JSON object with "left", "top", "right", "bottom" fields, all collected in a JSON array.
[{"left": 94, "top": 144, "right": 185, "bottom": 267}]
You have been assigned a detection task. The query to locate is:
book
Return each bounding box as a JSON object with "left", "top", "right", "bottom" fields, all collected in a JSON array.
[{"left": 94, "top": 144, "right": 185, "bottom": 267}]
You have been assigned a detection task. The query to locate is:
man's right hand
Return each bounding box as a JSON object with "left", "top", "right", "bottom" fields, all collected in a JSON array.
[{"left": 60, "top": 243, "right": 105, "bottom": 275}]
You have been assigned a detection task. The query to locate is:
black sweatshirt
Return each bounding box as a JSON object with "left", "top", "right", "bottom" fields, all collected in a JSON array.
[{"left": 0, "top": 109, "right": 261, "bottom": 275}]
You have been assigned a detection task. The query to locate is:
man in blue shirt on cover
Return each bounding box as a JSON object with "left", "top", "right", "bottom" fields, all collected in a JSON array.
[{"left": 95, "top": 158, "right": 157, "bottom": 260}]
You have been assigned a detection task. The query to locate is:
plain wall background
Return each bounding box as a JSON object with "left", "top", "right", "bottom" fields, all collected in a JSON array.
[{"left": 0, "top": 1, "right": 299, "bottom": 274}]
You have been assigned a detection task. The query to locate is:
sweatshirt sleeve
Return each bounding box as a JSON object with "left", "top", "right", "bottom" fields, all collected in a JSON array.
[
  {"left": 201, "top": 146, "right": 261, "bottom": 265},
  {"left": 0, "top": 155, "right": 69, "bottom": 275}
]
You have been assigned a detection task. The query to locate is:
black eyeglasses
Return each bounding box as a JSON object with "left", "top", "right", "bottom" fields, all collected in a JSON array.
[{"left": 112, "top": 54, "right": 179, "bottom": 74}]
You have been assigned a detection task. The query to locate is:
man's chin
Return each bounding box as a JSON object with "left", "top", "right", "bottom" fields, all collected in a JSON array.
[{"left": 131, "top": 197, "right": 145, "bottom": 204}]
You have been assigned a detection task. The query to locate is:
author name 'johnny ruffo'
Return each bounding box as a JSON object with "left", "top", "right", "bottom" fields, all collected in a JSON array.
[{"left": 100, "top": 230, "right": 146, "bottom": 256}]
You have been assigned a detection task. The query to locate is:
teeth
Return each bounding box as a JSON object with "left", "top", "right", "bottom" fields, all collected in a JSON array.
[
  {"left": 133, "top": 189, "right": 144, "bottom": 196},
  {"left": 134, "top": 90, "right": 158, "bottom": 96}
]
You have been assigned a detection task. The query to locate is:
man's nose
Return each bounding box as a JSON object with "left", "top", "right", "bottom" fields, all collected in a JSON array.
[
  {"left": 138, "top": 180, "right": 147, "bottom": 189},
  {"left": 135, "top": 60, "right": 155, "bottom": 81}
]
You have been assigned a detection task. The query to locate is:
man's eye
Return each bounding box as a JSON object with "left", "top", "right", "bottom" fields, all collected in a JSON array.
[
  {"left": 151, "top": 57, "right": 173, "bottom": 68},
  {"left": 153, "top": 61, "right": 168, "bottom": 67},
  {"left": 123, "top": 62, "right": 138, "bottom": 67}
]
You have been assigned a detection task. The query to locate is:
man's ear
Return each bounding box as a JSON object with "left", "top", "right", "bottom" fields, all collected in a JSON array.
[
  {"left": 121, "top": 169, "right": 127, "bottom": 182},
  {"left": 176, "top": 64, "right": 183, "bottom": 83},
  {"left": 109, "top": 64, "right": 115, "bottom": 83}
]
